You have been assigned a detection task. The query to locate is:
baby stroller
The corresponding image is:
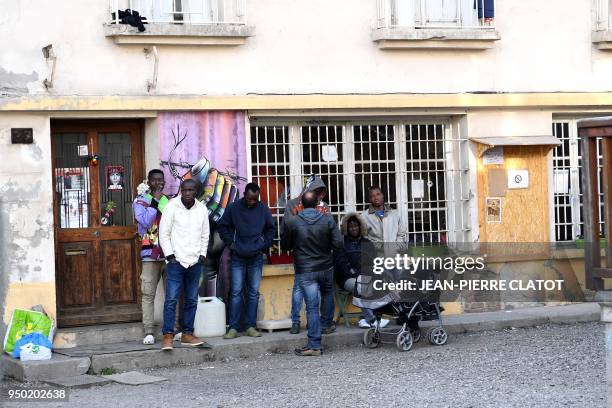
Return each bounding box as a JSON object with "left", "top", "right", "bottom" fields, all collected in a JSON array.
[{"left": 353, "top": 266, "right": 448, "bottom": 352}]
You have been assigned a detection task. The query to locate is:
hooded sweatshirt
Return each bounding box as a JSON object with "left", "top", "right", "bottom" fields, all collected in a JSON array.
[
  {"left": 283, "top": 174, "right": 330, "bottom": 227},
  {"left": 281, "top": 207, "right": 343, "bottom": 274},
  {"left": 217, "top": 198, "right": 275, "bottom": 258},
  {"left": 333, "top": 212, "right": 370, "bottom": 288}
]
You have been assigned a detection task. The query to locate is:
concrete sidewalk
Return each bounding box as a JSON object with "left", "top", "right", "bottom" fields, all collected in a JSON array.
[{"left": 1, "top": 303, "right": 601, "bottom": 382}]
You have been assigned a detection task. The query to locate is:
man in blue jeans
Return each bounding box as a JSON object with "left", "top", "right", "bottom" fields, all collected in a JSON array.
[
  {"left": 159, "top": 179, "right": 209, "bottom": 350},
  {"left": 281, "top": 191, "right": 343, "bottom": 356},
  {"left": 218, "top": 183, "right": 275, "bottom": 339},
  {"left": 282, "top": 174, "right": 330, "bottom": 334}
]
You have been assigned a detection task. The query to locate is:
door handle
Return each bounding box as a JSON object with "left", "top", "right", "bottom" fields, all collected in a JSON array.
[
  {"left": 93, "top": 230, "right": 100, "bottom": 237},
  {"left": 65, "top": 250, "right": 86, "bottom": 256}
]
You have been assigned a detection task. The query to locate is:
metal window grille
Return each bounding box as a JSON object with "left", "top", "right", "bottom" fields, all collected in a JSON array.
[
  {"left": 249, "top": 120, "right": 471, "bottom": 254},
  {"left": 404, "top": 124, "right": 470, "bottom": 245},
  {"left": 552, "top": 120, "right": 606, "bottom": 241},
  {"left": 353, "top": 124, "right": 398, "bottom": 211},
  {"left": 109, "top": 0, "right": 246, "bottom": 25},
  {"left": 249, "top": 125, "right": 291, "bottom": 255},
  {"left": 376, "top": 0, "right": 496, "bottom": 30},
  {"left": 299, "top": 125, "right": 347, "bottom": 222}
]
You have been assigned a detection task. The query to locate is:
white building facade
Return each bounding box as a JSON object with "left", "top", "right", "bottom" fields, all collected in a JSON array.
[{"left": 0, "top": 0, "right": 610, "bottom": 331}]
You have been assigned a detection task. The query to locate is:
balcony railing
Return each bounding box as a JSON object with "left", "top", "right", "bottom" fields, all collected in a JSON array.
[
  {"left": 109, "top": 0, "right": 246, "bottom": 25},
  {"left": 376, "top": 0, "right": 496, "bottom": 30},
  {"left": 595, "top": 0, "right": 611, "bottom": 31}
]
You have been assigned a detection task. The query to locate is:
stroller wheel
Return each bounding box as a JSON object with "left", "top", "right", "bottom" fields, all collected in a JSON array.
[
  {"left": 427, "top": 326, "right": 448, "bottom": 346},
  {"left": 363, "top": 328, "right": 380, "bottom": 349},
  {"left": 395, "top": 330, "right": 413, "bottom": 352},
  {"left": 411, "top": 328, "right": 421, "bottom": 343}
]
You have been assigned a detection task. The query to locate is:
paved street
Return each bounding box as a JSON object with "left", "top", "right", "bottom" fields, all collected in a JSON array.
[{"left": 3, "top": 322, "right": 606, "bottom": 408}]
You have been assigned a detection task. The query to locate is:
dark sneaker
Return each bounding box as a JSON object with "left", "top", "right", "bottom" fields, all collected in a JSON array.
[
  {"left": 294, "top": 347, "right": 322, "bottom": 356},
  {"left": 180, "top": 333, "right": 204, "bottom": 346},
  {"left": 322, "top": 324, "right": 336, "bottom": 335},
  {"left": 245, "top": 327, "right": 262, "bottom": 337},
  {"left": 161, "top": 333, "right": 173, "bottom": 351},
  {"left": 290, "top": 323, "right": 300, "bottom": 334}
]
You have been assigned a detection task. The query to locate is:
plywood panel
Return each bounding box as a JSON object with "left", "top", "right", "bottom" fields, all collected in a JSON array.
[{"left": 477, "top": 145, "right": 550, "bottom": 243}]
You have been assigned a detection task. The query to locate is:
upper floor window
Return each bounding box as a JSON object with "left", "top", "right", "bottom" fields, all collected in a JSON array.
[
  {"left": 376, "top": 0, "right": 495, "bottom": 30},
  {"left": 595, "top": 0, "right": 611, "bottom": 31},
  {"left": 109, "top": 0, "right": 246, "bottom": 25}
]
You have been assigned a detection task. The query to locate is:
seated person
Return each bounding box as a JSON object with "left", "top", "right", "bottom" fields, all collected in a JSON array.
[{"left": 334, "top": 212, "right": 389, "bottom": 329}]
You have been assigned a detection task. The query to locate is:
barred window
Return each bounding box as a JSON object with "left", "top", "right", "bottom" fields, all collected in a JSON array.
[
  {"left": 354, "top": 124, "right": 397, "bottom": 210},
  {"left": 250, "top": 126, "right": 290, "bottom": 254},
  {"left": 249, "top": 119, "right": 470, "bottom": 259},
  {"left": 406, "top": 124, "right": 448, "bottom": 245},
  {"left": 300, "top": 125, "right": 347, "bottom": 221},
  {"left": 552, "top": 120, "right": 606, "bottom": 242}
]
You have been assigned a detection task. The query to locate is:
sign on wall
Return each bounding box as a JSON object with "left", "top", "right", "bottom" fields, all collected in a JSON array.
[
  {"left": 507, "top": 169, "right": 529, "bottom": 189},
  {"left": 483, "top": 146, "right": 504, "bottom": 165}
]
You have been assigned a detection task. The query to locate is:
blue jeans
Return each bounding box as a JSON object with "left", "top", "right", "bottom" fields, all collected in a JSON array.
[
  {"left": 228, "top": 254, "right": 263, "bottom": 331},
  {"left": 296, "top": 269, "right": 334, "bottom": 350},
  {"left": 162, "top": 261, "right": 202, "bottom": 334},
  {"left": 291, "top": 276, "right": 303, "bottom": 325}
]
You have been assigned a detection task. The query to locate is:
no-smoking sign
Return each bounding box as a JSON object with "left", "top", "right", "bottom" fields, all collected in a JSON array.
[{"left": 508, "top": 170, "right": 529, "bottom": 189}]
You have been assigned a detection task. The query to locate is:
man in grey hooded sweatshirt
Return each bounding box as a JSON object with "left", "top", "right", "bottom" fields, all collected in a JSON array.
[{"left": 282, "top": 174, "right": 330, "bottom": 334}]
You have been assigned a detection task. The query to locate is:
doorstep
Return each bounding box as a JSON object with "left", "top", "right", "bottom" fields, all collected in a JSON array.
[
  {"left": 54, "top": 322, "right": 144, "bottom": 349},
  {"left": 2, "top": 303, "right": 601, "bottom": 382}
]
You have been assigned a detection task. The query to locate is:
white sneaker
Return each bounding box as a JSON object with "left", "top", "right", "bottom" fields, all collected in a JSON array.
[
  {"left": 142, "top": 334, "right": 155, "bottom": 345},
  {"left": 358, "top": 319, "right": 371, "bottom": 329},
  {"left": 173, "top": 332, "right": 182, "bottom": 341},
  {"left": 379, "top": 318, "right": 390, "bottom": 328}
]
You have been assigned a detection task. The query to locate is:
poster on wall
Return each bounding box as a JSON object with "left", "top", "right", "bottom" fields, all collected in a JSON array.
[
  {"left": 106, "top": 165, "right": 125, "bottom": 190},
  {"left": 55, "top": 167, "right": 89, "bottom": 193},
  {"left": 158, "top": 111, "right": 248, "bottom": 223},
  {"left": 483, "top": 146, "right": 504, "bottom": 165},
  {"left": 485, "top": 197, "right": 502, "bottom": 223},
  {"left": 60, "top": 190, "right": 89, "bottom": 228}
]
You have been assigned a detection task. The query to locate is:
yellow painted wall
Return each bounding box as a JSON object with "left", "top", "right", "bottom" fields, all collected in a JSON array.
[
  {"left": 4, "top": 92, "right": 612, "bottom": 112},
  {"left": 3, "top": 282, "right": 56, "bottom": 325}
]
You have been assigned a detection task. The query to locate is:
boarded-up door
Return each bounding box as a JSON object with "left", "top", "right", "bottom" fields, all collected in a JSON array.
[{"left": 52, "top": 121, "right": 144, "bottom": 327}]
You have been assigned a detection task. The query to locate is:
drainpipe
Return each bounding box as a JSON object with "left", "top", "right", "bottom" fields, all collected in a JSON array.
[
  {"left": 42, "top": 44, "right": 57, "bottom": 89},
  {"left": 145, "top": 46, "right": 159, "bottom": 93}
]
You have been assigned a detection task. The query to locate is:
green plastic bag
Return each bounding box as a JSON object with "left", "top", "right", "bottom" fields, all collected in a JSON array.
[{"left": 3, "top": 309, "right": 54, "bottom": 354}]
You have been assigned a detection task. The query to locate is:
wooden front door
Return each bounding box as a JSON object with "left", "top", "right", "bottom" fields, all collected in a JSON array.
[{"left": 52, "top": 121, "right": 144, "bottom": 327}]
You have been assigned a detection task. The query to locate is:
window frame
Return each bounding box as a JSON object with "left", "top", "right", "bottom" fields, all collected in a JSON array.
[
  {"left": 249, "top": 118, "right": 471, "bottom": 253},
  {"left": 552, "top": 119, "right": 606, "bottom": 242}
]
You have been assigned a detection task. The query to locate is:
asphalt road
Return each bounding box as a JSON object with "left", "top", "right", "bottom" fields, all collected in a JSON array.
[{"left": 2, "top": 322, "right": 606, "bottom": 408}]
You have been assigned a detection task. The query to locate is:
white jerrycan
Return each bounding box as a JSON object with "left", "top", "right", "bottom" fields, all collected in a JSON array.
[{"left": 194, "top": 297, "right": 226, "bottom": 337}]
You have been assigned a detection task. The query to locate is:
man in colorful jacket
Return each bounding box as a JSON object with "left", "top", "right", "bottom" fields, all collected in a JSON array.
[{"left": 133, "top": 169, "right": 169, "bottom": 345}]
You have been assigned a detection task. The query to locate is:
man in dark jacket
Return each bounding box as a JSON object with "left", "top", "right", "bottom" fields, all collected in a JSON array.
[
  {"left": 218, "top": 183, "right": 275, "bottom": 339},
  {"left": 282, "top": 191, "right": 343, "bottom": 356},
  {"left": 282, "top": 174, "right": 330, "bottom": 334},
  {"left": 333, "top": 212, "right": 389, "bottom": 329}
]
